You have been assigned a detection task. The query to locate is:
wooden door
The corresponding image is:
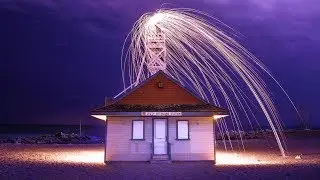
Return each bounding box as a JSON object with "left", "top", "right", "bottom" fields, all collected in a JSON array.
[{"left": 154, "top": 119, "right": 167, "bottom": 155}]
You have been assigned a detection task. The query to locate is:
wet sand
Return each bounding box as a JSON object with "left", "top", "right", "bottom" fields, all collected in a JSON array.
[{"left": 1, "top": 138, "right": 320, "bottom": 179}]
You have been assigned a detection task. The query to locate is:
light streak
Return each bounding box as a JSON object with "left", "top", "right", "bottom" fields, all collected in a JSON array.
[{"left": 120, "top": 8, "right": 302, "bottom": 157}]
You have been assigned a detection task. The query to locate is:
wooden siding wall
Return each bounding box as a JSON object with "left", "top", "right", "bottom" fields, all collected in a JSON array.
[
  {"left": 106, "top": 116, "right": 152, "bottom": 161},
  {"left": 117, "top": 73, "right": 204, "bottom": 105},
  {"left": 105, "top": 116, "right": 215, "bottom": 162},
  {"left": 169, "top": 117, "right": 215, "bottom": 161}
]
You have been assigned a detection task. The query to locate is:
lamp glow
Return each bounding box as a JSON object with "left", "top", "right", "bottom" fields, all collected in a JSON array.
[
  {"left": 216, "top": 152, "right": 262, "bottom": 165},
  {"left": 91, "top": 115, "right": 107, "bottom": 121}
]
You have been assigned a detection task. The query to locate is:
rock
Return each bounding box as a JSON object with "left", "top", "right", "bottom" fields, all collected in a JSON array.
[
  {"left": 55, "top": 132, "right": 67, "bottom": 139},
  {"left": 14, "top": 137, "right": 22, "bottom": 144},
  {"left": 36, "top": 140, "right": 46, "bottom": 144},
  {"left": 21, "top": 137, "right": 36, "bottom": 144},
  {"left": 7, "top": 138, "right": 15, "bottom": 143},
  {"left": 0, "top": 138, "right": 15, "bottom": 144},
  {"left": 0, "top": 132, "right": 103, "bottom": 145}
]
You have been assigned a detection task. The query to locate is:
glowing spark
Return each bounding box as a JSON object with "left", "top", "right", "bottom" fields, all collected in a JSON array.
[
  {"left": 120, "top": 8, "right": 302, "bottom": 157},
  {"left": 147, "top": 12, "right": 166, "bottom": 26}
]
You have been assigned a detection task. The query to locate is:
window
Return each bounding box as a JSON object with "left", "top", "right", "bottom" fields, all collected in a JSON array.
[
  {"left": 177, "top": 120, "right": 189, "bottom": 140},
  {"left": 132, "top": 120, "right": 144, "bottom": 140}
]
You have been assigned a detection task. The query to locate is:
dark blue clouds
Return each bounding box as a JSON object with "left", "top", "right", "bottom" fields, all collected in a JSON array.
[{"left": 0, "top": 0, "right": 319, "bottom": 127}]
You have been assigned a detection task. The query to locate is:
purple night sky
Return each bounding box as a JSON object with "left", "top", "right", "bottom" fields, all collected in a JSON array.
[{"left": 1, "top": 0, "right": 319, "bottom": 128}]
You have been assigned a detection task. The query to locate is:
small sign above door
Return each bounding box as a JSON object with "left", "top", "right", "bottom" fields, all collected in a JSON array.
[{"left": 141, "top": 112, "right": 182, "bottom": 116}]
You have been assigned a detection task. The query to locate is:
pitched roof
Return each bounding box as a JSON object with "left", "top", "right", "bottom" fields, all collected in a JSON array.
[
  {"left": 91, "top": 70, "right": 228, "bottom": 113},
  {"left": 113, "top": 70, "right": 209, "bottom": 105}
]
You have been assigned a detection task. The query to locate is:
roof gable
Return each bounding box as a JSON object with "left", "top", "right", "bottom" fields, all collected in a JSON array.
[{"left": 115, "top": 71, "right": 207, "bottom": 105}]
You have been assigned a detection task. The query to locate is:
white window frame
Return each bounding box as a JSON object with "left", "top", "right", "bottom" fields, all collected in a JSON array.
[
  {"left": 176, "top": 120, "right": 190, "bottom": 140},
  {"left": 132, "top": 120, "right": 145, "bottom": 140}
]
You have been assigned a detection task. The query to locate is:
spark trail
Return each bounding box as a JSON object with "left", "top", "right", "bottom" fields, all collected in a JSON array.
[{"left": 120, "top": 8, "right": 301, "bottom": 157}]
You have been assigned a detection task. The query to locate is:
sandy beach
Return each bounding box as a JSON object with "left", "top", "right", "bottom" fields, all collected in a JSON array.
[{"left": 0, "top": 137, "right": 320, "bottom": 180}]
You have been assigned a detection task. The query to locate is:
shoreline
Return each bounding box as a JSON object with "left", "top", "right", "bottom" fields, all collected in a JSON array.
[{"left": 1, "top": 129, "right": 319, "bottom": 145}]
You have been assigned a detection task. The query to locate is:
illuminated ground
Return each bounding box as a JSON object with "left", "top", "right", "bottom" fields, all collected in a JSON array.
[{"left": 1, "top": 138, "right": 320, "bottom": 179}]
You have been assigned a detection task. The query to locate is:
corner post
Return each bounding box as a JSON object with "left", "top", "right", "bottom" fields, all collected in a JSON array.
[
  {"left": 104, "top": 115, "right": 108, "bottom": 163},
  {"left": 213, "top": 117, "right": 216, "bottom": 164}
]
